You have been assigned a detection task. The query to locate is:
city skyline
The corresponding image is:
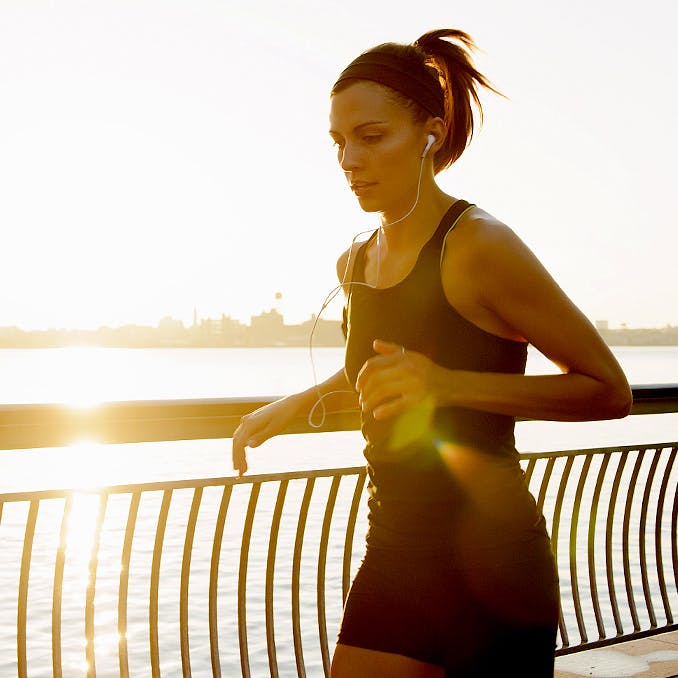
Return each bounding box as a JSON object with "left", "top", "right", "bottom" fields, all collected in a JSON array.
[
  {"left": 2, "top": 305, "right": 678, "bottom": 350},
  {"left": 1, "top": 301, "right": 677, "bottom": 335},
  {"left": 0, "top": 305, "right": 344, "bottom": 348}
]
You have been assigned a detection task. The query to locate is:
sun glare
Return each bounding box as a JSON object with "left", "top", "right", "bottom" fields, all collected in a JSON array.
[
  {"left": 63, "top": 493, "right": 102, "bottom": 567},
  {"left": 61, "top": 440, "right": 111, "bottom": 489}
]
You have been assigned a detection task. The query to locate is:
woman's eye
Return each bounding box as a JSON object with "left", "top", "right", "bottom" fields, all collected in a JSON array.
[{"left": 363, "top": 135, "right": 382, "bottom": 143}]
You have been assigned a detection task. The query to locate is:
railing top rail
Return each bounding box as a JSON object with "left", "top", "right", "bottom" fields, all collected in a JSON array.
[
  {"left": 0, "top": 465, "right": 369, "bottom": 503},
  {"left": 0, "top": 384, "right": 676, "bottom": 451},
  {"left": 4, "top": 442, "right": 678, "bottom": 503}
]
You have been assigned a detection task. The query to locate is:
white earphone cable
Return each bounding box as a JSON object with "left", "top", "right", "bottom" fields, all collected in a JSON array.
[{"left": 307, "top": 147, "right": 429, "bottom": 428}]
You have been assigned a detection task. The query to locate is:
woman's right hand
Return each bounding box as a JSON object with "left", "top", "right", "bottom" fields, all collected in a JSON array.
[{"left": 231, "top": 395, "right": 305, "bottom": 476}]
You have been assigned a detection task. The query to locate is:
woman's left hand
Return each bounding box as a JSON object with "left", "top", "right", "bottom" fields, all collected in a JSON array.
[{"left": 355, "top": 339, "right": 437, "bottom": 420}]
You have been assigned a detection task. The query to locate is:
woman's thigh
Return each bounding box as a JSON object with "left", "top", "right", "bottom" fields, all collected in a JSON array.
[
  {"left": 331, "top": 643, "right": 445, "bottom": 678},
  {"left": 336, "top": 550, "right": 460, "bottom": 666},
  {"left": 335, "top": 546, "right": 559, "bottom": 675}
]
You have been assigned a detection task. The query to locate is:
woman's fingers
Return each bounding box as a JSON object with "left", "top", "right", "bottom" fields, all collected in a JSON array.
[
  {"left": 355, "top": 340, "right": 406, "bottom": 394},
  {"left": 232, "top": 446, "right": 248, "bottom": 476},
  {"left": 372, "top": 387, "right": 414, "bottom": 420},
  {"left": 231, "top": 412, "right": 267, "bottom": 476},
  {"left": 360, "top": 374, "right": 410, "bottom": 416},
  {"left": 230, "top": 397, "right": 300, "bottom": 476},
  {"left": 356, "top": 340, "right": 434, "bottom": 420},
  {"left": 232, "top": 434, "right": 248, "bottom": 476},
  {"left": 372, "top": 339, "right": 404, "bottom": 356},
  {"left": 357, "top": 364, "right": 419, "bottom": 419}
]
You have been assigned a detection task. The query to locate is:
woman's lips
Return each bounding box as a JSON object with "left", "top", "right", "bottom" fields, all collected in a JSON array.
[{"left": 351, "top": 182, "right": 376, "bottom": 196}]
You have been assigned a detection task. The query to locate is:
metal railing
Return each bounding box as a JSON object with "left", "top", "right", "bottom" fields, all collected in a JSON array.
[{"left": 0, "top": 385, "right": 677, "bottom": 677}]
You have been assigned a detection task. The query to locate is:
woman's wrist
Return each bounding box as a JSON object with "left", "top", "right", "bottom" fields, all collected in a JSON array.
[
  {"left": 431, "top": 365, "right": 463, "bottom": 408},
  {"left": 298, "top": 371, "right": 357, "bottom": 415},
  {"left": 285, "top": 389, "right": 317, "bottom": 415}
]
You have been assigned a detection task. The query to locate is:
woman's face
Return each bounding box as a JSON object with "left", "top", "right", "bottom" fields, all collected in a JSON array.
[{"left": 329, "top": 81, "right": 427, "bottom": 216}]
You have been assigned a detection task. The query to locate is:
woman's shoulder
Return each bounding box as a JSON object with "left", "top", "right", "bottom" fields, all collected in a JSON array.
[
  {"left": 456, "top": 205, "right": 516, "bottom": 239},
  {"left": 446, "top": 205, "right": 527, "bottom": 267},
  {"left": 439, "top": 204, "right": 541, "bottom": 340}
]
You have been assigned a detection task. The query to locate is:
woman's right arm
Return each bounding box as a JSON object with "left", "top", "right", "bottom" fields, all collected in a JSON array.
[
  {"left": 232, "top": 245, "right": 360, "bottom": 475},
  {"left": 231, "top": 368, "right": 357, "bottom": 476}
]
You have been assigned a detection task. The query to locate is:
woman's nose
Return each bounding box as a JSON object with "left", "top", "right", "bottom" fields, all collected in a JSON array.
[{"left": 339, "top": 142, "right": 361, "bottom": 172}]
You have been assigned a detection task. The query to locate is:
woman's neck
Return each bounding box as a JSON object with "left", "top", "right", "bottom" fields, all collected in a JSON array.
[{"left": 378, "top": 185, "right": 455, "bottom": 251}]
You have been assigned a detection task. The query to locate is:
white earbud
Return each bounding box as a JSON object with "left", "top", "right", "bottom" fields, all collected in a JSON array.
[{"left": 421, "top": 133, "right": 435, "bottom": 158}]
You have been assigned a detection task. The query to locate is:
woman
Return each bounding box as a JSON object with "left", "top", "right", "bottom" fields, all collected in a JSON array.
[{"left": 232, "top": 29, "right": 631, "bottom": 677}]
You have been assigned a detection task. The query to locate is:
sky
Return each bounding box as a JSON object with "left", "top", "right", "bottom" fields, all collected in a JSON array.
[{"left": 1, "top": 0, "right": 676, "bottom": 331}]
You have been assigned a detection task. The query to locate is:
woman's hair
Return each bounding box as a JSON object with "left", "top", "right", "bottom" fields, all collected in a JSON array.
[{"left": 332, "top": 29, "right": 501, "bottom": 173}]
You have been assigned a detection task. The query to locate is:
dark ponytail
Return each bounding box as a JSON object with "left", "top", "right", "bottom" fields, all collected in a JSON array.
[{"left": 414, "top": 29, "right": 501, "bottom": 171}]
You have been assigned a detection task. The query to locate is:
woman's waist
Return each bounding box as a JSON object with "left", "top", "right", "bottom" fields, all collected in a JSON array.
[
  {"left": 361, "top": 405, "right": 518, "bottom": 457},
  {"left": 365, "top": 498, "right": 552, "bottom": 566},
  {"left": 365, "top": 456, "right": 545, "bottom": 543},
  {"left": 367, "top": 482, "right": 544, "bottom": 526}
]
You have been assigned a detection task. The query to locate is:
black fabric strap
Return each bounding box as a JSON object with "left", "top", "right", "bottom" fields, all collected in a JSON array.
[
  {"left": 428, "top": 199, "right": 474, "bottom": 251},
  {"left": 333, "top": 51, "right": 445, "bottom": 119}
]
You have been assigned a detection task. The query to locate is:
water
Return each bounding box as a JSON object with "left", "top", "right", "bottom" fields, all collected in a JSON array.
[
  {"left": 0, "top": 346, "right": 676, "bottom": 676},
  {"left": 0, "top": 345, "right": 675, "bottom": 406},
  {"left": 0, "top": 346, "right": 676, "bottom": 492}
]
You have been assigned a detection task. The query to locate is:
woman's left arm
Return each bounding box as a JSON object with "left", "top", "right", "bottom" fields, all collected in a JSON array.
[
  {"left": 435, "top": 219, "right": 632, "bottom": 422},
  {"left": 356, "top": 219, "right": 632, "bottom": 423}
]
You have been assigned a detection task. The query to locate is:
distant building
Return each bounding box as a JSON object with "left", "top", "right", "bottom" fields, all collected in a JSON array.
[
  {"left": 218, "top": 314, "right": 247, "bottom": 345},
  {"left": 299, "top": 315, "right": 344, "bottom": 346},
  {"left": 250, "top": 309, "right": 286, "bottom": 345},
  {"left": 158, "top": 316, "right": 185, "bottom": 332}
]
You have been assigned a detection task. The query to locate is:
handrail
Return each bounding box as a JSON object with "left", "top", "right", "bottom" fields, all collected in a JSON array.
[{"left": 1, "top": 384, "right": 677, "bottom": 451}]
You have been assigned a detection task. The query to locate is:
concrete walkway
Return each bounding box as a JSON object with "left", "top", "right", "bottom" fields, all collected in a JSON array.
[{"left": 554, "top": 630, "right": 678, "bottom": 677}]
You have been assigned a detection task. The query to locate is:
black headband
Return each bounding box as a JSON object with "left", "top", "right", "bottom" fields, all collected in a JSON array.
[{"left": 333, "top": 50, "right": 445, "bottom": 119}]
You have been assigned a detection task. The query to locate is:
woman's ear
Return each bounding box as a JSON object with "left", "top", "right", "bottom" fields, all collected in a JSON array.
[{"left": 426, "top": 117, "right": 446, "bottom": 154}]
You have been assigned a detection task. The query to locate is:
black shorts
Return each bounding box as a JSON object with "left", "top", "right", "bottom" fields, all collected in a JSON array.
[{"left": 337, "top": 543, "right": 560, "bottom": 677}]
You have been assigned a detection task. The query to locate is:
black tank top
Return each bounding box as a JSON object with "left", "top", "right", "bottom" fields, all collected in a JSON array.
[{"left": 344, "top": 200, "right": 540, "bottom": 555}]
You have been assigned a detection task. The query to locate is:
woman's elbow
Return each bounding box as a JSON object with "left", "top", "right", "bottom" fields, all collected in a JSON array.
[{"left": 600, "top": 379, "right": 633, "bottom": 420}]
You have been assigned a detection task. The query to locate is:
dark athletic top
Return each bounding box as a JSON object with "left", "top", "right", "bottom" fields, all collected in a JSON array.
[{"left": 343, "top": 200, "right": 548, "bottom": 560}]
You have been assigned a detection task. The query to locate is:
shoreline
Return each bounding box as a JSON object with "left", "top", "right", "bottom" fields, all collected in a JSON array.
[{"left": 0, "top": 327, "right": 678, "bottom": 349}]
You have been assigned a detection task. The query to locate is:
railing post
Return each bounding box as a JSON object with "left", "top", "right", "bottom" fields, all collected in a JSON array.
[
  {"left": 52, "top": 495, "right": 72, "bottom": 678},
  {"left": 209, "top": 485, "right": 233, "bottom": 678},
  {"left": 149, "top": 490, "right": 172, "bottom": 678},
  {"left": 17, "top": 500, "right": 39, "bottom": 678},
  {"left": 118, "top": 492, "right": 140, "bottom": 678}
]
